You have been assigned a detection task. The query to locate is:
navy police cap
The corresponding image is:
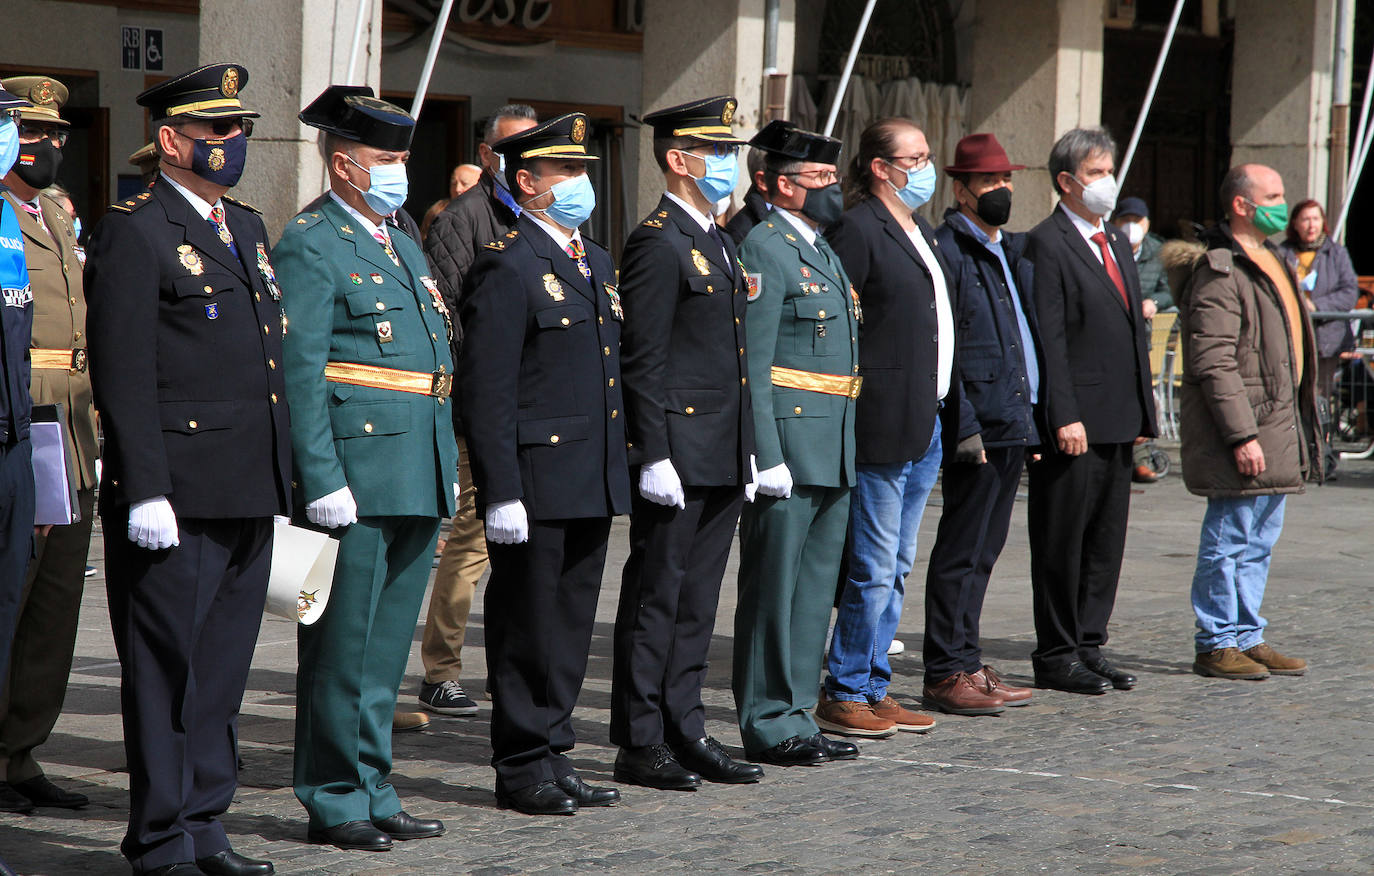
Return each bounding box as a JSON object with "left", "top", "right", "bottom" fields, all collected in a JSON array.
[
  {"left": 491, "top": 112, "right": 601, "bottom": 162},
  {"left": 138, "top": 63, "right": 258, "bottom": 120},
  {"left": 642, "top": 95, "right": 747, "bottom": 145},
  {"left": 299, "top": 85, "right": 415, "bottom": 152}
]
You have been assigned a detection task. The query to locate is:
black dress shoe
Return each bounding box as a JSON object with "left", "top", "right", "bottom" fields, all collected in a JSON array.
[
  {"left": 555, "top": 774, "right": 621, "bottom": 806},
  {"left": 0, "top": 782, "right": 34, "bottom": 813},
  {"left": 496, "top": 781, "right": 577, "bottom": 816},
  {"left": 810, "top": 733, "right": 859, "bottom": 761},
  {"left": 145, "top": 865, "right": 205, "bottom": 876},
  {"left": 1084, "top": 656, "right": 1137, "bottom": 690},
  {"left": 307, "top": 820, "right": 393, "bottom": 851},
  {"left": 1033, "top": 662, "right": 1111, "bottom": 695},
  {"left": 12, "top": 775, "right": 87, "bottom": 809},
  {"left": 196, "top": 849, "right": 274, "bottom": 876},
  {"left": 745, "top": 735, "right": 827, "bottom": 767},
  {"left": 672, "top": 737, "right": 764, "bottom": 784},
  {"left": 613, "top": 744, "right": 702, "bottom": 790},
  {"left": 373, "top": 810, "right": 445, "bottom": 840}
]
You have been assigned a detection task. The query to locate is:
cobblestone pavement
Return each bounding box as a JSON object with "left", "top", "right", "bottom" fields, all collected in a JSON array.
[{"left": 5, "top": 444, "right": 1374, "bottom": 874}]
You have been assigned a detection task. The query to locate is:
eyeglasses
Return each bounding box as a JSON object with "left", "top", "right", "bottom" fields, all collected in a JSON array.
[
  {"left": 786, "top": 168, "right": 839, "bottom": 186},
  {"left": 885, "top": 154, "right": 935, "bottom": 171},
  {"left": 17, "top": 124, "right": 68, "bottom": 148},
  {"left": 685, "top": 143, "right": 740, "bottom": 159}
]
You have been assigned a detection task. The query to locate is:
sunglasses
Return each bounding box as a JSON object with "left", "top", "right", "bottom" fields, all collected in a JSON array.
[
  {"left": 176, "top": 117, "right": 254, "bottom": 138},
  {"left": 18, "top": 124, "right": 68, "bottom": 148}
]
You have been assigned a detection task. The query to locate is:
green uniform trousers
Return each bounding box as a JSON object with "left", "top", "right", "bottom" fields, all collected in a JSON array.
[
  {"left": 293, "top": 515, "right": 439, "bottom": 830},
  {"left": 0, "top": 488, "right": 95, "bottom": 782},
  {"left": 733, "top": 484, "right": 850, "bottom": 752}
]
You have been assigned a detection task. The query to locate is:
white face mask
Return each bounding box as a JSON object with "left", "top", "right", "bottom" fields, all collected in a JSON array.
[
  {"left": 1125, "top": 221, "right": 1145, "bottom": 246},
  {"left": 1072, "top": 173, "right": 1118, "bottom": 217}
]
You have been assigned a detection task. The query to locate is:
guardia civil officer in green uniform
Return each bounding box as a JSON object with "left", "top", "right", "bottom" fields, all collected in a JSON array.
[
  {"left": 732, "top": 121, "right": 862, "bottom": 766},
  {"left": 610, "top": 95, "right": 762, "bottom": 790},
  {"left": 273, "top": 85, "right": 457, "bottom": 854}
]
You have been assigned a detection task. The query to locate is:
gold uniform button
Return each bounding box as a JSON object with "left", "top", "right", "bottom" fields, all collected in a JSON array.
[
  {"left": 364, "top": 422, "right": 374, "bottom": 433},
  {"left": 611, "top": 409, "right": 618, "bottom": 418},
  {"left": 794, "top": 406, "right": 802, "bottom": 414},
  {"left": 263, "top": 325, "right": 270, "bottom": 334},
  {"left": 739, "top": 347, "right": 744, "bottom": 355},
  {"left": 74, "top": 331, "right": 81, "bottom": 340},
  {"left": 188, "top": 420, "right": 198, "bottom": 429},
  {"left": 550, "top": 434, "right": 560, "bottom": 444},
  {"left": 561, "top": 317, "right": 571, "bottom": 326},
  {"left": 685, "top": 406, "right": 695, "bottom": 415},
  {"left": 608, "top": 378, "right": 615, "bottom": 387},
  {"left": 268, "top": 359, "right": 276, "bottom": 369},
  {"left": 818, "top": 309, "right": 826, "bottom": 318},
  {"left": 70, "top": 296, "right": 78, "bottom": 305},
  {"left": 375, "top": 302, "right": 386, "bottom": 311},
  {"left": 420, "top": 303, "right": 426, "bottom": 311},
  {"left": 604, "top": 346, "right": 610, "bottom": 356},
  {"left": 741, "top": 377, "right": 747, "bottom": 385},
  {"left": 270, "top": 393, "right": 278, "bottom": 403},
  {"left": 255, "top": 292, "right": 261, "bottom": 301},
  {"left": 438, "top": 397, "right": 445, "bottom": 405},
  {"left": 431, "top": 332, "right": 438, "bottom": 340},
  {"left": 735, "top": 317, "right": 741, "bottom": 325},
  {"left": 598, "top": 316, "right": 605, "bottom": 324}
]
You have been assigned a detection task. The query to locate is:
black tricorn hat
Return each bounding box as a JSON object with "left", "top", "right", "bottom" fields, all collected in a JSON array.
[
  {"left": 642, "top": 95, "right": 747, "bottom": 145},
  {"left": 491, "top": 112, "right": 601, "bottom": 161},
  {"left": 299, "top": 85, "right": 414, "bottom": 152},
  {"left": 749, "top": 120, "right": 842, "bottom": 165},
  {"left": 138, "top": 63, "right": 259, "bottom": 120}
]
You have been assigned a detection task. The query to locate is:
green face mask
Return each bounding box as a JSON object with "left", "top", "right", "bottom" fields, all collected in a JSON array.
[{"left": 1246, "top": 199, "right": 1289, "bottom": 236}]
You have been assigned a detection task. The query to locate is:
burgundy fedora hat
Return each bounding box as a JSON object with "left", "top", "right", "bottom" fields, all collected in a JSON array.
[{"left": 943, "top": 133, "right": 1025, "bottom": 174}]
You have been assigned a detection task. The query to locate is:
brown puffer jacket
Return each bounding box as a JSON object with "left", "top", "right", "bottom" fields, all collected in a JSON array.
[{"left": 1174, "top": 224, "right": 1323, "bottom": 497}]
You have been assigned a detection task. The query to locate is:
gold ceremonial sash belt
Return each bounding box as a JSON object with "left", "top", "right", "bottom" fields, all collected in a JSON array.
[
  {"left": 31, "top": 348, "right": 87, "bottom": 372},
  {"left": 770, "top": 365, "right": 862, "bottom": 399},
  {"left": 324, "top": 362, "right": 453, "bottom": 398}
]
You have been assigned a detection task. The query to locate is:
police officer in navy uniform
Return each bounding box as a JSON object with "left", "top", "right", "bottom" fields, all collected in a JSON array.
[
  {"left": 609, "top": 95, "right": 762, "bottom": 790},
  {"left": 0, "top": 84, "right": 34, "bottom": 695},
  {"left": 459, "top": 113, "right": 631, "bottom": 816},
  {"left": 84, "top": 64, "right": 289, "bottom": 876}
]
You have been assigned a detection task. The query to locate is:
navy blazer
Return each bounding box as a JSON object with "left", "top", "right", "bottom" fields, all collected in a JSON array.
[
  {"left": 826, "top": 196, "right": 961, "bottom": 466},
  {"left": 459, "top": 213, "right": 632, "bottom": 521},
  {"left": 1025, "top": 206, "right": 1158, "bottom": 446}
]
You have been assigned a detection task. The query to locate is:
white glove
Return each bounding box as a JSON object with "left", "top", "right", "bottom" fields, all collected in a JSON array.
[
  {"left": 306, "top": 485, "right": 358, "bottom": 529},
  {"left": 745, "top": 454, "right": 759, "bottom": 503},
  {"left": 639, "top": 458, "right": 686, "bottom": 510},
  {"left": 128, "top": 496, "right": 179, "bottom": 550},
  {"left": 485, "top": 499, "right": 529, "bottom": 544},
  {"left": 755, "top": 462, "right": 793, "bottom": 499}
]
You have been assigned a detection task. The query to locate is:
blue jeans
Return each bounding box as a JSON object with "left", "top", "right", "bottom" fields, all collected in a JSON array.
[
  {"left": 824, "top": 419, "right": 941, "bottom": 702},
  {"left": 1190, "top": 494, "right": 1286, "bottom": 653}
]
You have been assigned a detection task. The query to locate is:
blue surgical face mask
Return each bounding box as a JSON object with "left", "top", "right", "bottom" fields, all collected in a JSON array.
[
  {"left": 528, "top": 173, "right": 596, "bottom": 229},
  {"left": 682, "top": 149, "right": 739, "bottom": 205},
  {"left": 0, "top": 119, "right": 16, "bottom": 178},
  {"left": 886, "top": 159, "right": 936, "bottom": 210},
  {"left": 346, "top": 154, "right": 409, "bottom": 216}
]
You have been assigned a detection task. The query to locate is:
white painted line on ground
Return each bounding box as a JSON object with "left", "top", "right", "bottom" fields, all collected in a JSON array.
[{"left": 858, "top": 755, "right": 1369, "bottom": 809}]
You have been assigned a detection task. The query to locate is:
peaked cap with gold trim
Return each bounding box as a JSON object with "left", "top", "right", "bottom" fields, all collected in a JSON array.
[
  {"left": 492, "top": 112, "right": 601, "bottom": 162},
  {"left": 137, "top": 63, "right": 259, "bottom": 121},
  {"left": 642, "top": 95, "right": 746, "bottom": 145},
  {"left": 2, "top": 76, "right": 69, "bottom": 127}
]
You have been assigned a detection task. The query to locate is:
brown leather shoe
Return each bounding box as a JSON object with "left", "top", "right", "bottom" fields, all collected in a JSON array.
[
  {"left": 1192, "top": 647, "right": 1269, "bottom": 680},
  {"left": 392, "top": 710, "right": 430, "bottom": 732},
  {"left": 1243, "top": 643, "right": 1307, "bottom": 676},
  {"left": 1132, "top": 464, "right": 1158, "bottom": 484},
  {"left": 922, "top": 672, "right": 1005, "bottom": 715},
  {"left": 973, "top": 665, "right": 1032, "bottom": 706},
  {"left": 814, "top": 692, "right": 897, "bottom": 737},
  {"left": 870, "top": 695, "right": 936, "bottom": 732}
]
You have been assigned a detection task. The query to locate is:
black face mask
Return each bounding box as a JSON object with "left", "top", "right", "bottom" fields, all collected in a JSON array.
[
  {"left": 973, "top": 186, "right": 1012, "bottom": 227},
  {"left": 800, "top": 182, "right": 843, "bottom": 227},
  {"left": 13, "top": 138, "right": 62, "bottom": 190}
]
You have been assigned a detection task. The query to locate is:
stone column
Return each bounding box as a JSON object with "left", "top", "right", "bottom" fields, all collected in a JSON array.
[
  {"left": 1230, "top": 0, "right": 1335, "bottom": 205},
  {"left": 199, "top": 0, "right": 382, "bottom": 236},
  {"left": 967, "top": 0, "right": 1105, "bottom": 229},
  {"left": 637, "top": 0, "right": 796, "bottom": 218}
]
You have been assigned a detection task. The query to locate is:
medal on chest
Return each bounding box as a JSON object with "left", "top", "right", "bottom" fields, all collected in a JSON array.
[
  {"left": 177, "top": 244, "right": 204, "bottom": 276},
  {"left": 420, "top": 275, "right": 454, "bottom": 343},
  {"left": 604, "top": 282, "right": 624, "bottom": 320},
  {"left": 255, "top": 243, "right": 282, "bottom": 301},
  {"left": 690, "top": 249, "right": 711, "bottom": 276}
]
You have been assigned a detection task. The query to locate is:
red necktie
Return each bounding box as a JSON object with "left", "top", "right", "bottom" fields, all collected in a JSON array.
[{"left": 1090, "top": 231, "right": 1129, "bottom": 309}]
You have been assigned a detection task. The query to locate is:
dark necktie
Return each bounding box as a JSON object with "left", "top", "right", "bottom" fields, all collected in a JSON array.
[
  {"left": 706, "top": 222, "right": 733, "bottom": 279},
  {"left": 1090, "top": 231, "right": 1129, "bottom": 309},
  {"left": 813, "top": 233, "right": 841, "bottom": 276}
]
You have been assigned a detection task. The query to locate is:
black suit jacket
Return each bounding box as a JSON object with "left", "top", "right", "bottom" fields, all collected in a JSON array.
[
  {"left": 826, "top": 197, "right": 960, "bottom": 466},
  {"left": 85, "top": 182, "right": 292, "bottom": 519},
  {"left": 459, "top": 213, "right": 631, "bottom": 520},
  {"left": 618, "top": 195, "right": 753, "bottom": 486},
  {"left": 1025, "top": 206, "right": 1159, "bottom": 446}
]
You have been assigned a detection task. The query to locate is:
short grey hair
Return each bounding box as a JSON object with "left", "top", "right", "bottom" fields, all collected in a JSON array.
[
  {"left": 762, "top": 154, "right": 804, "bottom": 198},
  {"left": 317, "top": 131, "right": 358, "bottom": 164},
  {"left": 1219, "top": 165, "right": 1255, "bottom": 215},
  {"left": 483, "top": 104, "right": 537, "bottom": 144},
  {"left": 1048, "top": 126, "right": 1117, "bottom": 195}
]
